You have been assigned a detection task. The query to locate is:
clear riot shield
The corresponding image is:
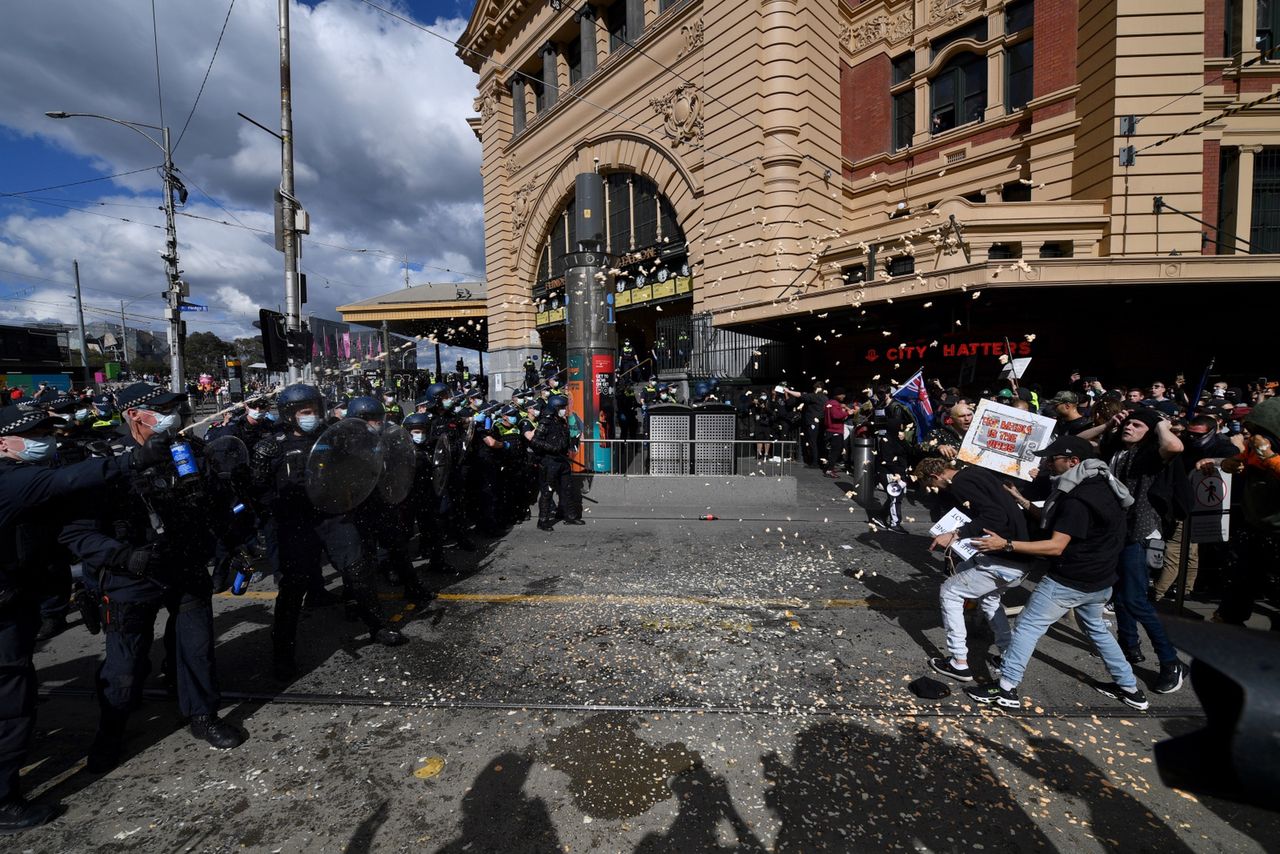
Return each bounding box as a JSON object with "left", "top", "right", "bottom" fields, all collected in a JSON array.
[
  {"left": 305, "top": 419, "right": 382, "bottom": 514},
  {"left": 376, "top": 423, "right": 416, "bottom": 505}
]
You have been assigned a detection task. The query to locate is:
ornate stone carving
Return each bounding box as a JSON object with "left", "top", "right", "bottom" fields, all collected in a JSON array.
[
  {"left": 844, "top": 9, "right": 914, "bottom": 52},
  {"left": 650, "top": 83, "right": 704, "bottom": 147},
  {"left": 678, "top": 20, "right": 704, "bottom": 56},
  {"left": 512, "top": 179, "right": 538, "bottom": 234},
  {"left": 929, "top": 0, "right": 982, "bottom": 26},
  {"left": 473, "top": 79, "right": 503, "bottom": 121},
  {"left": 502, "top": 155, "right": 519, "bottom": 177}
]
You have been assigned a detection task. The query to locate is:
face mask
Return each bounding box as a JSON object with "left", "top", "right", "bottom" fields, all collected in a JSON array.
[
  {"left": 660, "top": 393, "right": 669, "bottom": 401},
  {"left": 297, "top": 414, "right": 322, "bottom": 433},
  {"left": 474, "top": 412, "right": 486, "bottom": 423},
  {"left": 75, "top": 408, "right": 90, "bottom": 422},
  {"left": 333, "top": 408, "right": 346, "bottom": 419},
  {"left": 15, "top": 435, "right": 56, "bottom": 463},
  {"left": 442, "top": 400, "right": 455, "bottom": 410},
  {"left": 366, "top": 421, "right": 383, "bottom": 434},
  {"left": 411, "top": 431, "right": 427, "bottom": 445},
  {"left": 143, "top": 410, "right": 181, "bottom": 438},
  {"left": 559, "top": 408, "right": 568, "bottom": 418},
  {"left": 264, "top": 411, "right": 278, "bottom": 422},
  {"left": 246, "top": 407, "right": 262, "bottom": 421},
  {"left": 504, "top": 416, "right": 516, "bottom": 426}
]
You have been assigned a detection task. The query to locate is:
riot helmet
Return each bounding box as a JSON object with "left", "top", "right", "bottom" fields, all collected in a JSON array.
[
  {"left": 346, "top": 396, "right": 385, "bottom": 422},
  {"left": 278, "top": 384, "right": 326, "bottom": 432},
  {"left": 547, "top": 394, "right": 569, "bottom": 412}
]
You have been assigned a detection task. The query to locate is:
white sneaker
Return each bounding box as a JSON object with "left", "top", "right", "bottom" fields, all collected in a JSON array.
[{"left": 769, "top": 456, "right": 782, "bottom": 463}]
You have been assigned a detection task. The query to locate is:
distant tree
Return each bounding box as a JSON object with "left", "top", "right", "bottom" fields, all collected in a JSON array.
[
  {"left": 234, "top": 336, "right": 265, "bottom": 366},
  {"left": 184, "top": 331, "right": 236, "bottom": 377}
]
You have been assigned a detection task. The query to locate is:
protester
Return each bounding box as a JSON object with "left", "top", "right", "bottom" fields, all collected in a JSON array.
[
  {"left": 1216, "top": 398, "right": 1280, "bottom": 628},
  {"left": 965, "top": 436, "right": 1149, "bottom": 711}
]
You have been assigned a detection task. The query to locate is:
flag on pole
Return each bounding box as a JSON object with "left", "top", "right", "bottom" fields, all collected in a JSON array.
[{"left": 892, "top": 368, "right": 934, "bottom": 442}]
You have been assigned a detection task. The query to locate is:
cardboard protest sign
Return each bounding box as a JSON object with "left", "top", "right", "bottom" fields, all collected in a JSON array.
[{"left": 957, "top": 399, "right": 1056, "bottom": 481}]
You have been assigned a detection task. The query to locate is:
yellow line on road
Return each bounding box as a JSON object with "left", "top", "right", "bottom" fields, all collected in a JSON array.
[{"left": 218, "top": 590, "right": 931, "bottom": 610}]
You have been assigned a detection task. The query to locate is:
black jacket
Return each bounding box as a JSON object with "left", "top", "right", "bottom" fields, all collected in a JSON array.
[
  {"left": 947, "top": 467, "right": 1031, "bottom": 560},
  {"left": 530, "top": 415, "right": 570, "bottom": 457}
]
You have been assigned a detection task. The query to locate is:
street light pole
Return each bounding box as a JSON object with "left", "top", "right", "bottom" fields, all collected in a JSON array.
[
  {"left": 45, "top": 111, "right": 186, "bottom": 392},
  {"left": 279, "top": 0, "right": 302, "bottom": 384},
  {"left": 159, "top": 125, "right": 186, "bottom": 393},
  {"left": 71, "top": 259, "right": 90, "bottom": 382}
]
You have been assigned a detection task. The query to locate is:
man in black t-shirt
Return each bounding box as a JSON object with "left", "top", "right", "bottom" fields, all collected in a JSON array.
[
  {"left": 963, "top": 436, "right": 1150, "bottom": 711},
  {"left": 1047, "top": 390, "right": 1093, "bottom": 437}
]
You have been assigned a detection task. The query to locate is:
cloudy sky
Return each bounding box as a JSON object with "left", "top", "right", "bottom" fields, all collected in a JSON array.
[{"left": 0, "top": 0, "right": 484, "bottom": 358}]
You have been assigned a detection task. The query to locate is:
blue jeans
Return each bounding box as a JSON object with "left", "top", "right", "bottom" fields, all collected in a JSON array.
[
  {"left": 1000, "top": 576, "right": 1137, "bottom": 691},
  {"left": 1114, "top": 542, "right": 1178, "bottom": 663}
]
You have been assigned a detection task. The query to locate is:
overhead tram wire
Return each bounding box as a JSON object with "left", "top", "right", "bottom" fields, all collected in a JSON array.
[
  {"left": 0, "top": 166, "right": 160, "bottom": 197},
  {"left": 173, "top": 0, "right": 237, "bottom": 154},
  {"left": 1136, "top": 86, "right": 1280, "bottom": 154},
  {"left": 1139, "top": 44, "right": 1279, "bottom": 123}
]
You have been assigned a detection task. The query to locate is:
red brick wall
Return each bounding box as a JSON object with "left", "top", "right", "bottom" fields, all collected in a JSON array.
[
  {"left": 842, "top": 54, "right": 891, "bottom": 164},
  {"left": 1034, "top": 0, "right": 1078, "bottom": 98},
  {"left": 1202, "top": 140, "right": 1220, "bottom": 255},
  {"left": 1205, "top": 0, "right": 1225, "bottom": 58}
]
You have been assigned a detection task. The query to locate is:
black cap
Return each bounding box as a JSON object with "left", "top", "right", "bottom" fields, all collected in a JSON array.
[
  {"left": 908, "top": 677, "right": 952, "bottom": 700},
  {"left": 1032, "top": 434, "right": 1096, "bottom": 460},
  {"left": 0, "top": 406, "right": 61, "bottom": 437},
  {"left": 114, "top": 382, "right": 187, "bottom": 411},
  {"left": 1125, "top": 408, "right": 1163, "bottom": 431}
]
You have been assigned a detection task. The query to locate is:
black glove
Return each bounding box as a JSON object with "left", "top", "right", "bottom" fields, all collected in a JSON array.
[
  {"left": 131, "top": 436, "right": 170, "bottom": 470},
  {"left": 120, "top": 545, "right": 162, "bottom": 579}
]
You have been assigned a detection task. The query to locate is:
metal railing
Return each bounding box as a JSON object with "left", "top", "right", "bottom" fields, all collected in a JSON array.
[{"left": 573, "top": 439, "right": 797, "bottom": 476}]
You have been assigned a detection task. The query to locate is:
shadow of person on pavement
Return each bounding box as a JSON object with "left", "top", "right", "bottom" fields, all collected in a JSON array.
[
  {"left": 633, "top": 756, "right": 767, "bottom": 854},
  {"left": 344, "top": 799, "right": 390, "bottom": 854},
  {"left": 434, "top": 751, "right": 562, "bottom": 854},
  {"left": 969, "top": 729, "right": 1196, "bottom": 853},
  {"left": 764, "top": 717, "right": 1056, "bottom": 852}
]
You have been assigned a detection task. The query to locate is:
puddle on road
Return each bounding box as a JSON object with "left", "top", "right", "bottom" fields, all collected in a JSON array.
[{"left": 540, "top": 715, "right": 697, "bottom": 819}]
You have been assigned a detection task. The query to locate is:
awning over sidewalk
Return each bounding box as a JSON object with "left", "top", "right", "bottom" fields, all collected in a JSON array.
[{"left": 337, "top": 281, "right": 488, "bottom": 350}]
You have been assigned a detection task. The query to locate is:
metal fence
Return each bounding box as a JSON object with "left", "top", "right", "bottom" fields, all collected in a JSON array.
[
  {"left": 575, "top": 439, "right": 797, "bottom": 476},
  {"left": 653, "top": 312, "right": 785, "bottom": 378}
]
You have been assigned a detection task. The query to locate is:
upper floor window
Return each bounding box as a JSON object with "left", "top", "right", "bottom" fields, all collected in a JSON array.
[
  {"left": 1252, "top": 146, "right": 1280, "bottom": 252},
  {"left": 532, "top": 78, "right": 547, "bottom": 113},
  {"left": 931, "top": 51, "right": 986, "bottom": 134},
  {"left": 1005, "top": 0, "right": 1034, "bottom": 35},
  {"left": 1260, "top": 0, "right": 1280, "bottom": 56},
  {"left": 567, "top": 37, "right": 583, "bottom": 85},
  {"left": 1007, "top": 38, "right": 1034, "bottom": 110},
  {"left": 890, "top": 52, "right": 916, "bottom": 151},
  {"left": 931, "top": 18, "right": 988, "bottom": 59},
  {"left": 607, "top": 1, "right": 629, "bottom": 52}
]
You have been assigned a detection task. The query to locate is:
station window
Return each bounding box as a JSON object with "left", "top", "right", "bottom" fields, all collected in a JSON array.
[
  {"left": 1260, "top": 0, "right": 1280, "bottom": 57},
  {"left": 886, "top": 255, "right": 915, "bottom": 277},
  {"left": 841, "top": 263, "right": 867, "bottom": 284},
  {"left": 1002, "top": 181, "right": 1032, "bottom": 202},
  {"left": 567, "top": 37, "right": 583, "bottom": 85},
  {"left": 1007, "top": 38, "right": 1034, "bottom": 111},
  {"left": 1040, "top": 241, "right": 1073, "bottom": 258},
  {"left": 891, "top": 52, "right": 915, "bottom": 85},
  {"left": 607, "top": 1, "right": 628, "bottom": 53},
  {"left": 892, "top": 90, "right": 915, "bottom": 151},
  {"left": 930, "top": 52, "right": 986, "bottom": 134},
  {"left": 988, "top": 242, "right": 1021, "bottom": 260},
  {"left": 930, "top": 18, "right": 988, "bottom": 60},
  {"left": 1005, "top": 0, "right": 1034, "bottom": 35},
  {"left": 1251, "top": 146, "right": 1280, "bottom": 252}
]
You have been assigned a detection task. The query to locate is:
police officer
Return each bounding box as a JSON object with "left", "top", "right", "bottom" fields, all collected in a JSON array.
[
  {"left": 57, "top": 383, "right": 244, "bottom": 773},
  {"left": 344, "top": 397, "right": 429, "bottom": 602},
  {"left": 426, "top": 387, "right": 476, "bottom": 552},
  {"left": 207, "top": 394, "right": 278, "bottom": 447},
  {"left": 523, "top": 355, "right": 539, "bottom": 391},
  {"left": 382, "top": 389, "right": 404, "bottom": 424},
  {"left": 526, "top": 394, "right": 583, "bottom": 531},
  {"left": 0, "top": 405, "right": 141, "bottom": 831}
]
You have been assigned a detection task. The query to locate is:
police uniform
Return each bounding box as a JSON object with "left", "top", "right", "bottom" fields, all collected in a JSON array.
[
  {"left": 57, "top": 384, "right": 244, "bottom": 771},
  {"left": 0, "top": 407, "right": 136, "bottom": 830},
  {"left": 530, "top": 398, "right": 582, "bottom": 530}
]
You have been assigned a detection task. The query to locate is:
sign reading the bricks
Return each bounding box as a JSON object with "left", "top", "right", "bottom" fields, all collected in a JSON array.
[
  {"left": 1188, "top": 468, "right": 1232, "bottom": 543},
  {"left": 957, "top": 400, "right": 1057, "bottom": 481}
]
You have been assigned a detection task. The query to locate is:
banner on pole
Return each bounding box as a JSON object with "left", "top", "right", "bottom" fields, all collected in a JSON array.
[{"left": 957, "top": 399, "right": 1057, "bottom": 481}]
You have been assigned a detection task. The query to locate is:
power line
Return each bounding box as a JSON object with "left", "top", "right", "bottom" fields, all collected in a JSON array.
[
  {"left": 5, "top": 195, "right": 166, "bottom": 229},
  {"left": 174, "top": 0, "right": 237, "bottom": 153},
  {"left": 0, "top": 166, "right": 159, "bottom": 197},
  {"left": 1137, "top": 87, "right": 1280, "bottom": 153},
  {"left": 1141, "top": 45, "right": 1279, "bottom": 122}
]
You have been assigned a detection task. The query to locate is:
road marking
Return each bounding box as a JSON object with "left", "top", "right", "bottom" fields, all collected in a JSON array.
[{"left": 217, "top": 590, "right": 932, "bottom": 611}]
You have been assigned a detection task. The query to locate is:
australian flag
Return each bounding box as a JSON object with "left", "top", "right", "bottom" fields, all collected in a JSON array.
[{"left": 892, "top": 368, "right": 934, "bottom": 442}]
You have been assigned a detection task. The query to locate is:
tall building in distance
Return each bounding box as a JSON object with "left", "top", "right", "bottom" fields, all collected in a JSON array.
[{"left": 459, "top": 0, "right": 1279, "bottom": 388}]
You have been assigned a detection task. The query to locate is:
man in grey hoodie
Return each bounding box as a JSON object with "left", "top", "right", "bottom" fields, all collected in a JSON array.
[{"left": 963, "top": 435, "right": 1150, "bottom": 711}]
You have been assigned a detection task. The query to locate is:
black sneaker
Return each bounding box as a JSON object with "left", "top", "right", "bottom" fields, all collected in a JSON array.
[
  {"left": 1153, "top": 661, "right": 1186, "bottom": 694},
  {"left": 928, "top": 657, "right": 974, "bottom": 682},
  {"left": 563, "top": 519, "right": 586, "bottom": 526},
  {"left": 188, "top": 715, "right": 245, "bottom": 750},
  {"left": 964, "top": 683, "right": 1020, "bottom": 709},
  {"left": 1094, "top": 682, "right": 1151, "bottom": 710},
  {"left": 986, "top": 653, "right": 1003, "bottom": 673},
  {"left": 0, "top": 797, "right": 58, "bottom": 834},
  {"left": 372, "top": 627, "right": 408, "bottom": 647},
  {"left": 1123, "top": 646, "right": 1146, "bottom": 665}
]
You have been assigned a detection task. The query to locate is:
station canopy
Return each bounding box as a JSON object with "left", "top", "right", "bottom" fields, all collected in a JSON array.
[{"left": 337, "top": 282, "right": 488, "bottom": 350}]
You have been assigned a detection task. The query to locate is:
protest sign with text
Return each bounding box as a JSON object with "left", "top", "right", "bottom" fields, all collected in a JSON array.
[{"left": 957, "top": 400, "right": 1057, "bottom": 481}]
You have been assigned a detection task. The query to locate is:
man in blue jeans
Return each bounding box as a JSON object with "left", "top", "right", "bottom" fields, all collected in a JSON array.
[
  {"left": 1104, "top": 409, "right": 1186, "bottom": 693},
  {"left": 965, "top": 436, "right": 1151, "bottom": 711}
]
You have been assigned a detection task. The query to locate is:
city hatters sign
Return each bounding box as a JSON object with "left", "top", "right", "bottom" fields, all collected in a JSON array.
[{"left": 864, "top": 339, "right": 1032, "bottom": 362}]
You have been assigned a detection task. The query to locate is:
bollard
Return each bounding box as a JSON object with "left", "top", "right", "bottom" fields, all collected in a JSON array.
[{"left": 849, "top": 437, "right": 874, "bottom": 509}]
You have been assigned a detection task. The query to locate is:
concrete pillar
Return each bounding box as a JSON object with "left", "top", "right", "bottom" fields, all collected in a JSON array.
[
  {"left": 1236, "top": 145, "right": 1261, "bottom": 253},
  {"left": 542, "top": 43, "right": 559, "bottom": 108},
  {"left": 759, "top": 0, "right": 805, "bottom": 269},
  {"left": 985, "top": 46, "right": 1006, "bottom": 122},
  {"left": 578, "top": 5, "right": 597, "bottom": 77},
  {"left": 511, "top": 78, "right": 526, "bottom": 134}
]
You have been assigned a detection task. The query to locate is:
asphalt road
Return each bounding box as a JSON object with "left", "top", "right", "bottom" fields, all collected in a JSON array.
[{"left": 15, "top": 469, "right": 1279, "bottom": 852}]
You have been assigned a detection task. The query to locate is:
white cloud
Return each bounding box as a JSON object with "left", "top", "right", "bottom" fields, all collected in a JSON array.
[{"left": 0, "top": 0, "right": 484, "bottom": 343}]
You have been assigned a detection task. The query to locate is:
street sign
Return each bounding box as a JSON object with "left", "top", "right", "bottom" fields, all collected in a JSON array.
[
  {"left": 1188, "top": 468, "right": 1231, "bottom": 543},
  {"left": 179, "top": 302, "right": 208, "bottom": 312}
]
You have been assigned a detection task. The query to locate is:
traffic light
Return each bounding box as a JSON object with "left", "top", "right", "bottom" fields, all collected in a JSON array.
[{"left": 256, "top": 308, "right": 288, "bottom": 372}]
